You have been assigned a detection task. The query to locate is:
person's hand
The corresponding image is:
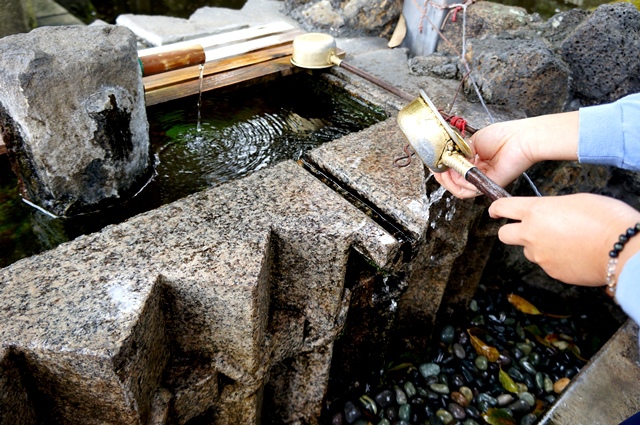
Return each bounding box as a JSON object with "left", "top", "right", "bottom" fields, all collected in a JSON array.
[
  {"left": 489, "top": 193, "right": 640, "bottom": 286},
  {"left": 434, "top": 112, "right": 580, "bottom": 198}
]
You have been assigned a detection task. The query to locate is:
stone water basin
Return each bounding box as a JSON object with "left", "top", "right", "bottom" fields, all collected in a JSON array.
[{"left": 0, "top": 72, "right": 387, "bottom": 268}]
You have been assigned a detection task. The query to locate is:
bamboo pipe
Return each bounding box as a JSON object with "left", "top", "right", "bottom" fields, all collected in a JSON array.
[{"left": 139, "top": 45, "right": 206, "bottom": 77}]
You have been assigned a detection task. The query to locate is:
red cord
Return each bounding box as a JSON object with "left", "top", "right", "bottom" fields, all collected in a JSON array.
[
  {"left": 451, "top": 6, "right": 463, "bottom": 22},
  {"left": 446, "top": 115, "right": 467, "bottom": 136}
]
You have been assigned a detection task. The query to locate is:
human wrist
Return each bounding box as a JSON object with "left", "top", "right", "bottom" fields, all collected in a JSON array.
[
  {"left": 605, "top": 223, "right": 640, "bottom": 300},
  {"left": 523, "top": 111, "right": 579, "bottom": 164}
]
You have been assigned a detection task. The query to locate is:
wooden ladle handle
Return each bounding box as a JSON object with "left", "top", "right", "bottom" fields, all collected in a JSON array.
[
  {"left": 465, "top": 167, "right": 511, "bottom": 201},
  {"left": 337, "top": 60, "right": 414, "bottom": 102}
]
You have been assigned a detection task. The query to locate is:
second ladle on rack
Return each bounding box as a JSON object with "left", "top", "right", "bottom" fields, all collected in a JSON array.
[{"left": 290, "top": 33, "right": 413, "bottom": 102}]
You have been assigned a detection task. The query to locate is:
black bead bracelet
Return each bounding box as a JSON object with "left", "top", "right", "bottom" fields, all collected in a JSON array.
[{"left": 606, "top": 222, "right": 640, "bottom": 299}]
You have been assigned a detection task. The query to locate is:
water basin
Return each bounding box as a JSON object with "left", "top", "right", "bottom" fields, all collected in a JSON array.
[{"left": 0, "top": 73, "right": 387, "bottom": 267}]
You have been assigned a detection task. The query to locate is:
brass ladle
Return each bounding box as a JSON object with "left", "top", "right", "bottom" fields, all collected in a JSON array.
[
  {"left": 290, "top": 33, "right": 413, "bottom": 102},
  {"left": 398, "top": 90, "right": 511, "bottom": 201}
]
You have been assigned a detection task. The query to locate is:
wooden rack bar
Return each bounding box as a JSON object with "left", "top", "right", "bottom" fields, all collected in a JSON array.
[
  {"left": 143, "top": 28, "right": 306, "bottom": 105},
  {"left": 138, "top": 21, "right": 296, "bottom": 57},
  {"left": 145, "top": 56, "right": 302, "bottom": 106}
]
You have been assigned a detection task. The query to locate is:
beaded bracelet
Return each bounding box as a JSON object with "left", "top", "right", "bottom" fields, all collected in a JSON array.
[{"left": 606, "top": 223, "right": 640, "bottom": 299}]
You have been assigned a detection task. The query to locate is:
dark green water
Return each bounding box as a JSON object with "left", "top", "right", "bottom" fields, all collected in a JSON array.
[
  {"left": 497, "top": 0, "right": 622, "bottom": 18},
  {"left": 58, "top": 0, "right": 248, "bottom": 24},
  {"left": 0, "top": 74, "right": 387, "bottom": 268}
]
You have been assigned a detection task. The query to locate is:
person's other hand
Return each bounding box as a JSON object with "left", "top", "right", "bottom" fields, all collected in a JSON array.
[{"left": 489, "top": 193, "right": 640, "bottom": 286}]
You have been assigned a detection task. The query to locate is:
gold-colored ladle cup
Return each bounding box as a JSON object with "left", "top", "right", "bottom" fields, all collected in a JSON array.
[
  {"left": 398, "top": 91, "right": 511, "bottom": 201},
  {"left": 290, "top": 33, "right": 413, "bottom": 101}
]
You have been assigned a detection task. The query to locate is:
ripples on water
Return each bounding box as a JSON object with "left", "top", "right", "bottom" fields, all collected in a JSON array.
[
  {"left": 147, "top": 74, "right": 386, "bottom": 205},
  {"left": 0, "top": 74, "right": 387, "bottom": 267}
]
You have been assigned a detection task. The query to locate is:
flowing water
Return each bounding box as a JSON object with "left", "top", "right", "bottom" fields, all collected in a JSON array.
[
  {"left": 196, "top": 64, "right": 205, "bottom": 136},
  {"left": 0, "top": 74, "right": 387, "bottom": 268}
]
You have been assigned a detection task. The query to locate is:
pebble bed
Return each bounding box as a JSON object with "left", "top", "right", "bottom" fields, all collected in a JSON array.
[{"left": 328, "top": 281, "right": 621, "bottom": 425}]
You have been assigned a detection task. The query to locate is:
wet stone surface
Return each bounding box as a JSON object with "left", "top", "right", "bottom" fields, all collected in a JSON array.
[{"left": 324, "top": 279, "right": 623, "bottom": 425}]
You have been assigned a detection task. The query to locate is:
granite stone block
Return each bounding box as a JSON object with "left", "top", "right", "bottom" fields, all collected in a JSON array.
[
  {"left": 0, "top": 159, "right": 400, "bottom": 423},
  {"left": 0, "top": 25, "right": 151, "bottom": 216},
  {"left": 0, "top": 347, "right": 38, "bottom": 424}
]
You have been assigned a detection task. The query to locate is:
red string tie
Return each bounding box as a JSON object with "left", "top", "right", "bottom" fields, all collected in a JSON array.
[
  {"left": 451, "top": 6, "right": 463, "bottom": 22},
  {"left": 447, "top": 115, "right": 467, "bottom": 136}
]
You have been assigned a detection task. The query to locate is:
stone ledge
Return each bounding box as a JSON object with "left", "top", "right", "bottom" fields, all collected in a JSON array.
[
  {"left": 540, "top": 319, "right": 640, "bottom": 425},
  {"left": 116, "top": 14, "right": 248, "bottom": 47},
  {"left": 0, "top": 158, "right": 401, "bottom": 423}
]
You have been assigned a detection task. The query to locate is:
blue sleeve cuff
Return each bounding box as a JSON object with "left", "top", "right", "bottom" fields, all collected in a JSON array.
[
  {"left": 617, "top": 252, "right": 640, "bottom": 325},
  {"left": 578, "top": 93, "right": 640, "bottom": 171}
]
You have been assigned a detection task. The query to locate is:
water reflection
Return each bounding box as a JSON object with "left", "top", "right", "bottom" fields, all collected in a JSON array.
[{"left": 147, "top": 74, "right": 386, "bottom": 205}]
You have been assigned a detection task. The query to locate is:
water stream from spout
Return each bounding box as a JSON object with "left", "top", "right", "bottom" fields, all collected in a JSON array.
[{"left": 196, "top": 64, "right": 204, "bottom": 140}]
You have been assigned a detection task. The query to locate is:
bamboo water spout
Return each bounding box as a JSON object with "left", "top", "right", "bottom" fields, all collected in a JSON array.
[{"left": 139, "top": 45, "right": 206, "bottom": 76}]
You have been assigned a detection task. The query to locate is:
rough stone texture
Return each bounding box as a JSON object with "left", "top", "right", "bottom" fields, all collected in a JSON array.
[
  {"left": 464, "top": 37, "right": 570, "bottom": 116},
  {"left": 436, "top": 1, "right": 536, "bottom": 57},
  {"left": 0, "top": 160, "right": 400, "bottom": 424},
  {"left": 561, "top": 2, "right": 640, "bottom": 106},
  {"left": 305, "top": 103, "right": 495, "bottom": 346},
  {"left": 540, "top": 9, "right": 589, "bottom": 52},
  {"left": 191, "top": 0, "right": 300, "bottom": 27},
  {"left": 0, "top": 0, "right": 33, "bottom": 38},
  {"left": 282, "top": 0, "right": 403, "bottom": 37},
  {"left": 0, "top": 271, "right": 166, "bottom": 424},
  {"left": 429, "top": 1, "right": 640, "bottom": 115},
  {"left": 539, "top": 320, "right": 640, "bottom": 425},
  {"left": 115, "top": 14, "right": 247, "bottom": 47},
  {"left": 0, "top": 347, "right": 39, "bottom": 424},
  {"left": 0, "top": 25, "right": 151, "bottom": 217},
  {"left": 429, "top": 1, "right": 575, "bottom": 116},
  {"left": 409, "top": 53, "right": 460, "bottom": 80}
]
